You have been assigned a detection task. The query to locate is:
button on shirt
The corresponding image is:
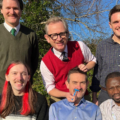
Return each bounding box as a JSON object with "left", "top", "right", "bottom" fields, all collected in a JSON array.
[
  {"left": 91, "top": 36, "right": 120, "bottom": 92},
  {"left": 49, "top": 98, "right": 102, "bottom": 120},
  {"left": 100, "top": 99, "right": 120, "bottom": 120},
  {"left": 40, "top": 41, "right": 96, "bottom": 93}
]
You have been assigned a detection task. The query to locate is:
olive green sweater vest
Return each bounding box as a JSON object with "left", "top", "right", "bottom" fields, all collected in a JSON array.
[{"left": 0, "top": 24, "right": 38, "bottom": 92}]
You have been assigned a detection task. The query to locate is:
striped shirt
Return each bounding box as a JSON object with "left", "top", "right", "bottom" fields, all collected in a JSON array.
[{"left": 100, "top": 99, "right": 120, "bottom": 120}]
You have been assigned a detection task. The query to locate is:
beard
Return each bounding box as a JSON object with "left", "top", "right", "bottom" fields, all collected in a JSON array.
[{"left": 112, "top": 93, "right": 120, "bottom": 103}]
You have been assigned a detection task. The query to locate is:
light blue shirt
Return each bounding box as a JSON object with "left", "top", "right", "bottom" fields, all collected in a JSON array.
[{"left": 49, "top": 98, "right": 102, "bottom": 120}]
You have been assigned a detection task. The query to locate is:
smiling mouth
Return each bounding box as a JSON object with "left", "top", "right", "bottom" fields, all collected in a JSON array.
[
  {"left": 113, "top": 94, "right": 120, "bottom": 99},
  {"left": 15, "top": 80, "right": 23, "bottom": 84},
  {"left": 8, "top": 14, "right": 17, "bottom": 17}
]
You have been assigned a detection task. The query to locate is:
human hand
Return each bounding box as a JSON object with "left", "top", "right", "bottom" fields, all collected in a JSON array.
[
  {"left": 66, "top": 92, "right": 77, "bottom": 102},
  {"left": 78, "top": 64, "right": 88, "bottom": 72}
]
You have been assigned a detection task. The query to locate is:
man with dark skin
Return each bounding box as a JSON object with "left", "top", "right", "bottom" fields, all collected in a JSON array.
[{"left": 100, "top": 72, "right": 120, "bottom": 120}]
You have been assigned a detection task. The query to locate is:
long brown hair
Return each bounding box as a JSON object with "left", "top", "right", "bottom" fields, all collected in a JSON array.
[{"left": 0, "top": 61, "right": 37, "bottom": 118}]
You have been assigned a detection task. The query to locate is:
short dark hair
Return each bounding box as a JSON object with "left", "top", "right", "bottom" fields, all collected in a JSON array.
[
  {"left": 18, "top": 0, "right": 23, "bottom": 10},
  {"left": 109, "top": 5, "right": 120, "bottom": 22},
  {"left": 105, "top": 72, "right": 120, "bottom": 86},
  {"left": 67, "top": 67, "right": 87, "bottom": 82},
  {"left": 2, "top": 0, "right": 23, "bottom": 10}
]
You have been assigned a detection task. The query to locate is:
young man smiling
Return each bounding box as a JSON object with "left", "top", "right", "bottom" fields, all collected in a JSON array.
[
  {"left": 91, "top": 5, "right": 120, "bottom": 105},
  {"left": 0, "top": 61, "right": 48, "bottom": 120},
  {"left": 49, "top": 67, "right": 102, "bottom": 120},
  {"left": 0, "top": 0, "right": 38, "bottom": 92}
]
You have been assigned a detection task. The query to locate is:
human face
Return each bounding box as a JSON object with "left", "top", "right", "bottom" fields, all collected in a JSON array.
[
  {"left": 66, "top": 73, "right": 88, "bottom": 102},
  {"left": 44, "top": 21, "right": 69, "bottom": 52},
  {"left": 5, "top": 64, "right": 30, "bottom": 96},
  {"left": 109, "top": 12, "right": 120, "bottom": 40},
  {"left": 1, "top": 0, "right": 22, "bottom": 27},
  {"left": 106, "top": 77, "right": 120, "bottom": 106}
]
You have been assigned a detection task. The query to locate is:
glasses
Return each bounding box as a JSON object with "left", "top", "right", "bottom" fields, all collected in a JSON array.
[{"left": 48, "top": 31, "right": 68, "bottom": 40}]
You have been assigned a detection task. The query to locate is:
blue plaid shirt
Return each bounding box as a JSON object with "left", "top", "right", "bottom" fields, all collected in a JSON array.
[
  {"left": 49, "top": 98, "right": 102, "bottom": 120},
  {"left": 90, "top": 36, "right": 120, "bottom": 92}
]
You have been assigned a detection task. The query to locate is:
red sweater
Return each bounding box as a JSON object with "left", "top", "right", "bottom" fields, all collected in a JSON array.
[{"left": 42, "top": 41, "right": 88, "bottom": 94}]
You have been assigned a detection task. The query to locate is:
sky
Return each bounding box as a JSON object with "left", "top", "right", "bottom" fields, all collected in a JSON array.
[{"left": 60, "top": 0, "right": 120, "bottom": 41}]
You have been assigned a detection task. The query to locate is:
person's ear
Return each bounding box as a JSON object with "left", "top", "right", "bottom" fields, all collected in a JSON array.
[
  {"left": 109, "top": 22, "right": 112, "bottom": 29},
  {"left": 65, "top": 80, "right": 69, "bottom": 89},
  {"left": 5, "top": 75, "right": 9, "bottom": 81},
  {"left": 44, "top": 34, "right": 50, "bottom": 43}
]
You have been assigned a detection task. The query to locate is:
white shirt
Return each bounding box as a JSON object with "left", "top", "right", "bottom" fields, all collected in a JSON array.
[
  {"left": 4, "top": 22, "right": 20, "bottom": 36},
  {"left": 100, "top": 99, "right": 120, "bottom": 120},
  {"left": 40, "top": 41, "right": 96, "bottom": 93}
]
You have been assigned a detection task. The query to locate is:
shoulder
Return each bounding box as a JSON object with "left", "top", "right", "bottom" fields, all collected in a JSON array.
[
  {"left": 85, "top": 100, "right": 100, "bottom": 110},
  {"left": 0, "top": 24, "right": 5, "bottom": 32},
  {"left": 42, "top": 48, "right": 53, "bottom": 60},
  {"left": 77, "top": 41, "right": 89, "bottom": 49},
  {"left": 0, "top": 24, "right": 3, "bottom": 27},
  {"left": 36, "top": 92, "right": 47, "bottom": 103},
  {"left": 35, "top": 92, "right": 48, "bottom": 112},
  {"left": 50, "top": 99, "right": 66, "bottom": 108},
  {"left": 20, "top": 24, "right": 34, "bottom": 32},
  {"left": 100, "top": 99, "right": 111, "bottom": 109},
  {"left": 20, "top": 24, "right": 36, "bottom": 36},
  {"left": 97, "top": 37, "right": 110, "bottom": 47},
  {"left": 77, "top": 40, "right": 85, "bottom": 45},
  {"left": 68, "top": 41, "right": 79, "bottom": 45}
]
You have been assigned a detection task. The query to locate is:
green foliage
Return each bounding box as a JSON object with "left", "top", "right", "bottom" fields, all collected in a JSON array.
[
  {"left": 83, "top": 38, "right": 102, "bottom": 101},
  {"left": 83, "top": 38, "right": 102, "bottom": 55},
  {"left": 21, "top": 0, "right": 55, "bottom": 96}
]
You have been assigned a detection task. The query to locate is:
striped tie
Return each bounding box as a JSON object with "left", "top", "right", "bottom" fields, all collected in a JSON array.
[{"left": 62, "top": 52, "right": 69, "bottom": 62}]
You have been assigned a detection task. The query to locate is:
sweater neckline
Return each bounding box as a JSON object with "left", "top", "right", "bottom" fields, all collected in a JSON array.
[{"left": 1, "top": 23, "right": 22, "bottom": 39}]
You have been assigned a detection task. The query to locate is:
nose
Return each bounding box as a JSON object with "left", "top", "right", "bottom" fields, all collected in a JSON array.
[
  {"left": 56, "top": 34, "right": 62, "bottom": 41},
  {"left": 114, "top": 87, "right": 119, "bottom": 94},
  {"left": 17, "top": 73, "right": 23, "bottom": 80},
  {"left": 10, "top": 8, "right": 14, "bottom": 14},
  {"left": 77, "top": 84, "right": 82, "bottom": 90}
]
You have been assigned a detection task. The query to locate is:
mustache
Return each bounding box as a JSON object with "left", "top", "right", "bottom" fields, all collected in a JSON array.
[
  {"left": 76, "top": 89, "right": 83, "bottom": 92},
  {"left": 112, "top": 93, "right": 120, "bottom": 98},
  {"left": 55, "top": 41, "right": 64, "bottom": 44},
  {"left": 15, "top": 80, "right": 24, "bottom": 83},
  {"left": 8, "top": 14, "right": 18, "bottom": 17}
]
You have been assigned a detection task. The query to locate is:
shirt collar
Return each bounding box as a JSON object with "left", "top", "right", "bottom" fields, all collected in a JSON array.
[
  {"left": 111, "top": 99, "right": 120, "bottom": 110},
  {"left": 108, "top": 34, "right": 120, "bottom": 44},
  {"left": 67, "top": 97, "right": 86, "bottom": 107},
  {"left": 4, "top": 22, "right": 20, "bottom": 34},
  {"left": 53, "top": 44, "right": 68, "bottom": 58}
]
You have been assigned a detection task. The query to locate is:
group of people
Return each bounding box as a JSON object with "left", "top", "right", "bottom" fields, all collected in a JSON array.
[{"left": 0, "top": 0, "right": 120, "bottom": 120}]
